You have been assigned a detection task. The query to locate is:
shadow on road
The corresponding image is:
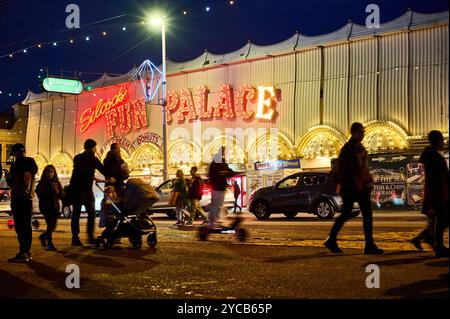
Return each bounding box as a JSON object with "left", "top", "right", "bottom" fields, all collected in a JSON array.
[
  {"left": 0, "top": 269, "right": 59, "bottom": 298},
  {"left": 384, "top": 273, "right": 449, "bottom": 298},
  {"left": 26, "top": 261, "right": 113, "bottom": 298}
]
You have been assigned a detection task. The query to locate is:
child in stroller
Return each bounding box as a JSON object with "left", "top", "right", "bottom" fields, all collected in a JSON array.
[{"left": 96, "top": 178, "right": 159, "bottom": 249}]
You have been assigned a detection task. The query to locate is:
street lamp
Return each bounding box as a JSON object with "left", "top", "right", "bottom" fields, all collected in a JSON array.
[{"left": 151, "top": 15, "right": 168, "bottom": 181}]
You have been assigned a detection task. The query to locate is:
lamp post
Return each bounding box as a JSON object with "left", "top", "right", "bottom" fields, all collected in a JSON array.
[{"left": 152, "top": 17, "right": 168, "bottom": 181}]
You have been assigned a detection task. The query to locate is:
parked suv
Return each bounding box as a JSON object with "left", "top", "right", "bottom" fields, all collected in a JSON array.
[
  {"left": 151, "top": 178, "right": 235, "bottom": 218},
  {"left": 248, "top": 171, "right": 359, "bottom": 220}
]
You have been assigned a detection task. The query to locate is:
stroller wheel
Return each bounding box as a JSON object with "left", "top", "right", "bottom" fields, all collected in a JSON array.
[
  {"left": 198, "top": 227, "right": 209, "bottom": 241},
  {"left": 236, "top": 228, "right": 248, "bottom": 242},
  {"left": 147, "top": 232, "right": 157, "bottom": 247},
  {"left": 129, "top": 234, "right": 142, "bottom": 249}
]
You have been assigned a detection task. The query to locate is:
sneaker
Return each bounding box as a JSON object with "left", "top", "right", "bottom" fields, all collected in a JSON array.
[
  {"left": 435, "top": 247, "right": 450, "bottom": 258},
  {"left": 185, "top": 221, "right": 193, "bottom": 226},
  {"left": 39, "top": 234, "right": 47, "bottom": 248},
  {"left": 410, "top": 237, "right": 423, "bottom": 251},
  {"left": 364, "top": 245, "right": 384, "bottom": 255},
  {"left": 45, "top": 245, "right": 57, "bottom": 251},
  {"left": 324, "top": 237, "right": 342, "bottom": 253},
  {"left": 71, "top": 238, "right": 83, "bottom": 246},
  {"left": 8, "top": 253, "right": 30, "bottom": 263}
]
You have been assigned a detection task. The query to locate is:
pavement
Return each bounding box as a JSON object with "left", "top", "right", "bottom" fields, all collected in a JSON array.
[{"left": 0, "top": 210, "right": 448, "bottom": 299}]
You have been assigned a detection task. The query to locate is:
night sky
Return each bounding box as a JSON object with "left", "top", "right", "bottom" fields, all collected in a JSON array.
[{"left": 0, "top": 0, "right": 448, "bottom": 112}]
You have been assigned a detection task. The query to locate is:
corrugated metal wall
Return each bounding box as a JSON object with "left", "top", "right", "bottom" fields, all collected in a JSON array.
[
  {"left": 442, "top": 26, "right": 449, "bottom": 132},
  {"left": 349, "top": 38, "right": 378, "bottom": 125},
  {"left": 25, "top": 102, "right": 41, "bottom": 158},
  {"left": 294, "top": 49, "right": 321, "bottom": 140},
  {"left": 379, "top": 33, "right": 409, "bottom": 131},
  {"left": 410, "top": 26, "right": 444, "bottom": 136},
  {"left": 323, "top": 43, "right": 348, "bottom": 135}
]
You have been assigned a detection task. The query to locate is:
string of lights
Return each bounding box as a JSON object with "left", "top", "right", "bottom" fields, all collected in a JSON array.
[{"left": 0, "top": 1, "right": 240, "bottom": 99}]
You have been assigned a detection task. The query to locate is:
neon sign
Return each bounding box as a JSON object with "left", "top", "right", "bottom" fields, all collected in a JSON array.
[
  {"left": 79, "top": 85, "right": 149, "bottom": 138},
  {"left": 79, "top": 86, "right": 128, "bottom": 133},
  {"left": 166, "top": 85, "right": 279, "bottom": 124}
]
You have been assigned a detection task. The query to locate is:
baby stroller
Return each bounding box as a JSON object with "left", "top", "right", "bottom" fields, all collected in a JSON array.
[{"left": 96, "top": 178, "right": 159, "bottom": 249}]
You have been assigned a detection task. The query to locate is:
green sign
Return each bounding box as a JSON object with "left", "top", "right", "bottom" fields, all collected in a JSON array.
[{"left": 43, "top": 77, "right": 83, "bottom": 94}]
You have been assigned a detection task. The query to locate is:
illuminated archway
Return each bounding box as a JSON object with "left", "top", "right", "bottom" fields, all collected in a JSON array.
[
  {"left": 248, "top": 131, "right": 295, "bottom": 162},
  {"left": 168, "top": 139, "right": 202, "bottom": 165},
  {"left": 362, "top": 121, "right": 409, "bottom": 153},
  {"left": 203, "top": 135, "right": 247, "bottom": 164},
  {"left": 31, "top": 154, "right": 49, "bottom": 178},
  {"left": 51, "top": 152, "right": 73, "bottom": 176},
  {"left": 296, "top": 126, "right": 347, "bottom": 159},
  {"left": 131, "top": 143, "right": 163, "bottom": 170}
]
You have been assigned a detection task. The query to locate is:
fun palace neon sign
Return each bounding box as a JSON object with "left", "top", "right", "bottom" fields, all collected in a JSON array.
[
  {"left": 79, "top": 83, "right": 280, "bottom": 138},
  {"left": 166, "top": 84, "right": 280, "bottom": 123}
]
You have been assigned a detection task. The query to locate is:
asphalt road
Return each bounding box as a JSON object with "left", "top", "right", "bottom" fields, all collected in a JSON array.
[{"left": 0, "top": 210, "right": 448, "bottom": 299}]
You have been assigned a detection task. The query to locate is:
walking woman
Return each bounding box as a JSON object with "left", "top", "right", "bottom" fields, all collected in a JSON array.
[
  {"left": 172, "top": 169, "right": 190, "bottom": 227},
  {"left": 36, "top": 165, "right": 64, "bottom": 251}
]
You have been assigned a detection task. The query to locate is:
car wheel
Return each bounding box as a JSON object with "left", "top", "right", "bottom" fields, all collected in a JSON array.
[
  {"left": 253, "top": 201, "right": 271, "bottom": 220},
  {"left": 315, "top": 200, "right": 335, "bottom": 220},
  {"left": 61, "top": 205, "right": 72, "bottom": 218},
  {"left": 283, "top": 212, "right": 298, "bottom": 219}
]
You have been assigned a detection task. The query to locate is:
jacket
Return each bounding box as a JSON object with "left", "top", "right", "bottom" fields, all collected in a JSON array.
[
  {"left": 333, "top": 138, "right": 373, "bottom": 196},
  {"left": 188, "top": 175, "right": 203, "bottom": 200},
  {"left": 36, "top": 180, "right": 64, "bottom": 213},
  {"left": 209, "top": 162, "right": 235, "bottom": 191},
  {"left": 7, "top": 157, "right": 38, "bottom": 201},
  {"left": 419, "top": 146, "right": 449, "bottom": 205},
  {"left": 69, "top": 151, "right": 106, "bottom": 193}
]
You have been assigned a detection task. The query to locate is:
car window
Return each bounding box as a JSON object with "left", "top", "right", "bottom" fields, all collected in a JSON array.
[
  {"left": 159, "top": 180, "right": 174, "bottom": 190},
  {"left": 300, "top": 175, "right": 327, "bottom": 186},
  {"left": 278, "top": 176, "right": 301, "bottom": 189}
]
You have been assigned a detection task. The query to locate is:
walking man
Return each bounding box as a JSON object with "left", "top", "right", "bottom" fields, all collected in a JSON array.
[
  {"left": 7, "top": 143, "right": 38, "bottom": 262},
  {"left": 69, "top": 139, "right": 106, "bottom": 246},
  {"left": 187, "top": 167, "right": 208, "bottom": 225},
  {"left": 411, "top": 131, "right": 449, "bottom": 257},
  {"left": 324, "top": 122, "right": 383, "bottom": 254},
  {"left": 208, "top": 147, "right": 236, "bottom": 228}
]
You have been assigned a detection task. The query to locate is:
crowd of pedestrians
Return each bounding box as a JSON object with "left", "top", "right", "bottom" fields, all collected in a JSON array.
[{"left": 4, "top": 123, "right": 449, "bottom": 262}]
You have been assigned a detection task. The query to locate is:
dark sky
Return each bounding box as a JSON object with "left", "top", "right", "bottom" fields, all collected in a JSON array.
[{"left": 0, "top": 0, "right": 448, "bottom": 112}]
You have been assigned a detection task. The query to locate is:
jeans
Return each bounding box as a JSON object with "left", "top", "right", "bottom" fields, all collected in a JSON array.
[
  {"left": 11, "top": 198, "right": 33, "bottom": 255},
  {"left": 41, "top": 210, "right": 59, "bottom": 245},
  {"left": 329, "top": 192, "right": 375, "bottom": 246},
  {"left": 189, "top": 199, "right": 208, "bottom": 222},
  {"left": 71, "top": 191, "right": 96, "bottom": 240},
  {"left": 209, "top": 191, "right": 225, "bottom": 228}
]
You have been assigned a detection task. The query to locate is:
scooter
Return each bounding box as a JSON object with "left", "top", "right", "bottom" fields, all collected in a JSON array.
[{"left": 197, "top": 216, "right": 248, "bottom": 242}]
